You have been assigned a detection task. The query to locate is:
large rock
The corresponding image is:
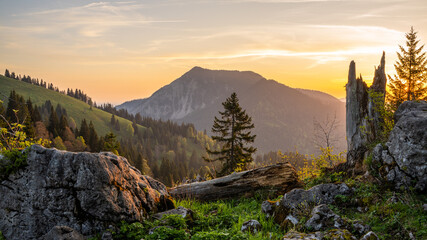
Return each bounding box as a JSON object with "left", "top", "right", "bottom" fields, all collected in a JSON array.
[
  {"left": 372, "top": 101, "right": 427, "bottom": 191},
  {"left": 263, "top": 183, "right": 351, "bottom": 225},
  {"left": 170, "top": 163, "right": 302, "bottom": 201},
  {"left": 0, "top": 145, "right": 174, "bottom": 240},
  {"left": 346, "top": 52, "right": 387, "bottom": 168}
]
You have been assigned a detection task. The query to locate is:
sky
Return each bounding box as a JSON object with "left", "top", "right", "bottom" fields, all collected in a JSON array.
[{"left": 1, "top": 0, "right": 426, "bottom": 105}]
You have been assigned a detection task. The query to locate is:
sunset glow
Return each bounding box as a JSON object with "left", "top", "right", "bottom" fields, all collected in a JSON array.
[{"left": 1, "top": 0, "right": 426, "bottom": 104}]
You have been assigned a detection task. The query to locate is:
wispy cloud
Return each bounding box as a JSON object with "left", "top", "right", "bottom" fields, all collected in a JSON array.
[{"left": 19, "top": 1, "right": 185, "bottom": 37}]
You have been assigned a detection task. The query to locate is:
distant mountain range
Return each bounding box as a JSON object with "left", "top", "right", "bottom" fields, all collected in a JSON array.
[{"left": 118, "top": 67, "right": 346, "bottom": 154}]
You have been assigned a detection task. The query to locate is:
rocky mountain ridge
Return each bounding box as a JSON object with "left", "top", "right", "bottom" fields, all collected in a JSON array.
[{"left": 118, "top": 67, "right": 346, "bottom": 154}]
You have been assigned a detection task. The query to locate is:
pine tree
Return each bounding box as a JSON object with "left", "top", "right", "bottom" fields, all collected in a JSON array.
[
  {"left": 204, "top": 92, "right": 256, "bottom": 176},
  {"left": 88, "top": 121, "right": 99, "bottom": 152},
  {"left": 103, "top": 132, "right": 120, "bottom": 155},
  {"left": 48, "top": 106, "right": 60, "bottom": 138},
  {"left": 388, "top": 27, "right": 427, "bottom": 110},
  {"left": 79, "top": 119, "right": 90, "bottom": 142},
  {"left": 4, "top": 69, "right": 10, "bottom": 78}
]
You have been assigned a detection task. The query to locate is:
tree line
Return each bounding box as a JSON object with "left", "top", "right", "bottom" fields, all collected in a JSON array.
[{"left": 4, "top": 70, "right": 94, "bottom": 106}]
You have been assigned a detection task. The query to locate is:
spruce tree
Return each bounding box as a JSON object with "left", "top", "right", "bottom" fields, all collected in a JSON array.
[
  {"left": 88, "top": 121, "right": 99, "bottom": 152},
  {"left": 204, "top": 92, "right": 256, "bottom": 176},
  {"left": 388, "top": 27, "right": 427, "bottom": 110},
  {"left": 48, "top": 106, "right": 60, "bottom": 138},
  {"left": 79, "top": 119, "right": 90, "bottom": 142}
]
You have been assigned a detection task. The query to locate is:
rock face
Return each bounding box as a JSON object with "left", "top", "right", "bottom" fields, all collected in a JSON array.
[
  {"left": 346, "top": 52, "right": 387, "bottom": 168},
  {"left": 372, "top": 101, "right": 427, "bottom": 191},
  {"left": 0, "top": 145, "right": 174, "bottom": 240},
  {"left": 170, "top": 163, "right": 302, "bottom": 201}
]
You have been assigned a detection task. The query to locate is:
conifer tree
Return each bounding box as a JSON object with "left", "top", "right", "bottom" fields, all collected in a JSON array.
[
  {"left": 88, "top": 121, "right": 99, "bottom": 152},
  {"left": 388, "top": 27, "right": 427, "bottom": 110},
  {"left": 204, "top": 92, "right": 256, "bottom": 176},
  {"left": 79, "top": 119, "right": 90, "bottom": 142},
  {"left": 48, "top": 106, "right": 60, "bottom": 138},
  {"left": 103, "top": 132, "right": 120, "bottom": 155}
]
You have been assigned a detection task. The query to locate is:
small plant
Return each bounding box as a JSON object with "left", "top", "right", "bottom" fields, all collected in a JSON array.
[
  {"left": 161, "top": 214, "right": 187, "bottom": 230},
  {"left": 0, "top": 110, "right": 49, "bottom": 180},
  {"left": 145, "top": 226, "right": 189, "bottom": 240}
]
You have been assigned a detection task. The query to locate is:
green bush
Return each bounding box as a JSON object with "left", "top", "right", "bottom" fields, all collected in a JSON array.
[{"left": 0, "top": 149, "right": 28, "bottom": 181}]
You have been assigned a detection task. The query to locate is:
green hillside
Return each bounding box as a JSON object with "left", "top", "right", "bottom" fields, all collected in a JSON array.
[{"left": 0, "top": 74, "right": 145, "bottom": 138}]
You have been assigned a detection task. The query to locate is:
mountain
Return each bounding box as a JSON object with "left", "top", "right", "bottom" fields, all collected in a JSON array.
[{"left": 118, "top": 67, "right": 346, "bottom": 154}]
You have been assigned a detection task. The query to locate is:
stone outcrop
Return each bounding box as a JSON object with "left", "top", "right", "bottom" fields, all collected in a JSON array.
[
  {"left": 262, "top": 183, "right": 351, "bottom": 226},
  {"left": 372, "top": 101, "right": 427, "bottom": 191},
  {"left": 346, "top": 52, "right": 387, "bottom": 168},
  {"left": 170, "top": 163, "right": 302, "bottom": 201},
  {"left": 0, "top": 145, "right": 174, "bottom": 240}
]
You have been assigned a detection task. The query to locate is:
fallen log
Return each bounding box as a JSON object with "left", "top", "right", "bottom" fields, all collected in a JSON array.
[{"left": 169, "top": 163, "right": 302, "bottom": 201}]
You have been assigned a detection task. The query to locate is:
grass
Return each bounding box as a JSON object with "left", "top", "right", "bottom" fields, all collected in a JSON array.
[
  {"left": 334, "top": 179, "right": 427, "bottom": 240},
  {"left": 0, "top": 75, "right": 145, "bottom": 138},
  {"left": 107, "top": 195, "right": 285, "bottom": 240}
]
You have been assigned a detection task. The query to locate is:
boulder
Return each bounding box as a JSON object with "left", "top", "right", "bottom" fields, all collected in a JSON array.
[
  {"left": 305, "top": 205, "right": 345, "bottom": 231},
  {"left": 263, "top": 183, "right": 351, "bottom": 228},
  {"left": 0, "top": 145, "right": 174, "bottom": 240},
  {"left": 372, "top": 101, "right": 427, "bottom": 191},
  {"left": 241, "top": 220, "right": 262, "bottom": 234}
]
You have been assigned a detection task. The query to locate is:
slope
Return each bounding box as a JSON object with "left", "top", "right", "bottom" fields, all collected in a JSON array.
[{"left": 0, "top": 74, "right": 144, "bottom": 138}]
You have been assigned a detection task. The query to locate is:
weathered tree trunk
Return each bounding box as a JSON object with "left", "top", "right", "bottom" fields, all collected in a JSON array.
[
  {"left": 346, "top": 52, "right": 387, "bottom": 168},
  {"left": 169, "top": 163, "right": 302, "bottom": 201}
]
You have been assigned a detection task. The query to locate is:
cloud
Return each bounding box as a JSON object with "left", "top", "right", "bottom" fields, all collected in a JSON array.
[{"left": 20, "top": 1, "right": 184, "bottom": 38}]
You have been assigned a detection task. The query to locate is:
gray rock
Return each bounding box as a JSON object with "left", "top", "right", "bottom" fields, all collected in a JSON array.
[
  {"left": 360, "top": 231, "right": 379, "bottom": 240},
  {"left": 351, "top": 221, "right": 370, "bottom": 235},
  {"left": 269, "top": 183, "right": 350, "bottom": 226},
  {"left": 280, "top": 183, "right": 351, "bottom": 210},
  {"left": 371, "top": 101, "right": 427, "bottom": 191},
  {"left": 151, "top": 206, "right": 194, "bottom": 221},
  {"left": 40, "top": 226, "right": 84, "bottom": 240},
  {"left": 261, "top": 200, "right": 277, "bottom": 218},
  {"left": 423, "top": 204, "right": 427, "bottom": 212},
  {"left": 0, "top": 145, "right": 174, "bottom": 240},
  {"left": 241, "top": 220, "right": 262, "bottom": 234},
  {"left": 285, "top": 214, "right": 299, "bottom": 225},
  {"left": 305, "top": 205, "right": 345, "bottom": 231}
]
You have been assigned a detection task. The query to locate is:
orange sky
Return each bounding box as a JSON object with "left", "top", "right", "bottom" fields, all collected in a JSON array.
[{"left": 1, "top": 0, "right": 426, "bottom": 104}]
